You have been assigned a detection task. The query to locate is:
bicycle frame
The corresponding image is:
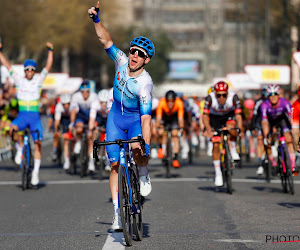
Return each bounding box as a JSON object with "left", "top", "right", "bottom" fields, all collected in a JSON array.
[{"left": 93, "top": 136, "right": 146, "bottom": 209}]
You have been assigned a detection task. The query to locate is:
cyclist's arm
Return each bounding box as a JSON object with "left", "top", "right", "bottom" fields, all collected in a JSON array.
[
  {"left": 88, "top": 2, "right": 113, "bottom": 49},
  {"left": 177, "top": 100, "right": 184, "bottom": 129},
  {"left": 291, "top": 103, "right": 300, "bottom": 149},
  {"left": 70, "top": 108, "right": 77, "bottom": 124},
  {"left": 233, "top": 94, "right": 243, "bottom": 132},
  {"left": 203, "top": 95, "right": 212, "bottom": 136},
  {"left": 260, "top": 103, "right": 269, "bottom": 138},
  {"left": 45, "top": 42, "right": 54, "bottom": 72},
  {"left": 0, "top": 44, "right": 11, "bottom": 70},
  {"left": 141, "top": 114, "right": 151, "bottom": 145}
]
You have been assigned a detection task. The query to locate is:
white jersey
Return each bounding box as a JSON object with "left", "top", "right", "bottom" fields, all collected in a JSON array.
[
  {"left": 204, "top": 90, "right": 241, "bottom": 116},
  {"left": 70, "top": 91, "right": 99, "bottom": 118},
  {"left": 10, "top": 68, "right": 48, "bottom": 112},
  {"left": 54, "top": 102, "right": 69, "bottom": 120},
  {"left": 107, "top": 87, "right": 114, "bottom": 111}
]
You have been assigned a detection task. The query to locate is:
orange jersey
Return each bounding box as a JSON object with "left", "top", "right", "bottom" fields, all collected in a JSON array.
[
  {"left": 156, "top": 97, "right": 184, "bottom": 119},
  {"left": 291, "top": 98, "right": 300, "bottom": 128}
]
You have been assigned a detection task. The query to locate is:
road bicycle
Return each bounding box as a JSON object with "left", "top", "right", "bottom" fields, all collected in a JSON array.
[
  {"left": 93, "top": 136, "right": 145, "bottom": 246},
  {"left": 12, "top": 128, "right": 38, "bottom": 190},
  {"left": 214, "top": 127, "right": 240, "bottom": 194},
  {"left": 270, "top": 129, "right": 295, "bottom": 194}
]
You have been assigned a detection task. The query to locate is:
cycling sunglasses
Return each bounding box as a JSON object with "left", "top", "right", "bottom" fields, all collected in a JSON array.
[
  {"left": 268, "top": 92, "right": 279, "bottom": 97},
  {"left": 129, "top": 47, "right": 148, "bottom": 59},
  {"left": 24, "top": 66, "right": 36, "bottom": 72},
  {"left": 216, "top": 93, "right": 227, "bottom": 98}
]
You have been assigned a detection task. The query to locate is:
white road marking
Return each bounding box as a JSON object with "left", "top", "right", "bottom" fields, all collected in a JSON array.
[
  {"left": 215, "top": 239, "right": 262, "bottom": 243},
  {"left": 102, "top": 231, "right": 125, "bottom": 250},
  {"left": 1, "top": 178, "right": 300, "bottom": 185}
]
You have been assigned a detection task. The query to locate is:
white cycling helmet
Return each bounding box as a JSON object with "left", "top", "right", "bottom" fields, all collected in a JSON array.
[
  {"left": 60, "top": 94, "right": 71, "bottom": 104},
  {"left": 267, "top": 84, "right": 280, "bottom": 96},
  {"left": 98, "top": 89, "right": 108, "bottom": 102}
]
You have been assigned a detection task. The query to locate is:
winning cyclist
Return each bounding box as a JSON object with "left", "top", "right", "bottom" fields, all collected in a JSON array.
[
  {"left": 0, "top": 41, "right": 54, "bottom": 186},
  {"left": 88, "top": 1, "right": 153, "bottom": 231},
  {"left": 261, "top": 84, "right": 297, "bottom": 175},
  {"left": 203, "top": 81, "right": 243, "bottom": 187},
  {"left": 156, "top": 90, "right": 184, "bottom": 167}
]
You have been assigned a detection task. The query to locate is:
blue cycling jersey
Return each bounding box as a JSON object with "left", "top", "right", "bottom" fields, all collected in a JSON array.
[{"left": 105, "top": 44, "right": 153, "bottom": 116}]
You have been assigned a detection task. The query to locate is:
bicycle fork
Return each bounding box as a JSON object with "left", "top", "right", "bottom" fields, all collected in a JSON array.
[
  {"left": 279, "top": 137, "right": 287, "bottom": 173},
  {"left": 119, "top": 147, "right": 133, "bottom": 210}
]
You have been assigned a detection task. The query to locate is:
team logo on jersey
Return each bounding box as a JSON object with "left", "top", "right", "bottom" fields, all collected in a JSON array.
[
  {"left": 140, "top": 96, "right": 147, "bottom": 105},
  {"left": 117, "top": 71, "right": 120, "bottom": 81}
]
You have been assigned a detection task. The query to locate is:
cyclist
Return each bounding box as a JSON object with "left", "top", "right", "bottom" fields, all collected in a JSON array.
[
  {"left": 95, "top": 89, "right": 110, "bottom": 172},
  {"left": 0, "top": 41, "right": 54, "bottom": 186},
  {"left": 69, "top": 80, "right": 99, "bottom": 173},
  {"left": 291, "top": 85, "right": 300, "bottom": 157},
  {"left": 53, "top": 94, "right": 72, "bottom": 170},
  {"left": 203, "top": 81, "right": 243, "bottom": 187},
  {"left": 261, "top": 84, "right": 297, "bottom": 175},
  {"left": 241, "top": 91, "right": 255, "bottom": 158},
  {"left": 88, "top": 2, "right": 153, "bottom": 231},
  {"left": 156, "top": 90, "right": 184, "bottom": 167},
  {"left": 251, "top": 87, "right": 268, "bottom": 175}
]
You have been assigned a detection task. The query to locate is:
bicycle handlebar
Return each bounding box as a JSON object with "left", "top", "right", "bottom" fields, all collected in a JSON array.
[
  {"left": 213, "top": 127, "right": 240, "bottom": 136},
  {"left": 93, "top": 136, "right": 146, "bottom": 162}
]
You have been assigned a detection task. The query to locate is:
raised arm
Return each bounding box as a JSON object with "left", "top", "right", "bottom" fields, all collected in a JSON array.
[
  {"left": 45, "top": 42, "right": 54, "bottom": 72},
  {"left": 88, "top": 1, "right": 113, "bottom": 49},
  {"left": 0, "top": 43, "right": 11, "bottom": 70}
]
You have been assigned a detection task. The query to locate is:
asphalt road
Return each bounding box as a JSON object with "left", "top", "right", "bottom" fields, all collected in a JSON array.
[{"left": 1, "top": 143, "right": 300, "bottom": 250}]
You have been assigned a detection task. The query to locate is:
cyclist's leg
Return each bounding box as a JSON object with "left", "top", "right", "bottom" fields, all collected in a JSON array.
[
  {"left": 210, "top": 114, "right": 224, "bottom": 186},
  {"left": 10, "top": 112, "right": 28, "bottom": 164},
  {"left": 106, "top": 111, "right": 128, "bottom": 229},
  {"left": 226, "top": 118, "right": 240, "bottom": 161},
  {"left": 30, "top": 112, "right": 43, "bottom": 186},
  {"left": 127, "top": 117, "right": 152, "bottom": 196},
  {"left": 171, "top": 127, "right": 181, "bottom": 167}
]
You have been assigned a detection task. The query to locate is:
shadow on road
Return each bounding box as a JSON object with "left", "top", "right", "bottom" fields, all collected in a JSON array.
[
  {"left": 198, "top": 186, "right": 235, "bottom": 194},
  {"left": 252, "top": 186, "right": 283, "bottom": 193},
  {"left": 278, "top": 203, "right": 300, "bottom": 208}
]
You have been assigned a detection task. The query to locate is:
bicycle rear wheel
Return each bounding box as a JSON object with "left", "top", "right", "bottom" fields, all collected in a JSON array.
[
  {"left": 283, "top": 147, "right": 294, "bottom": 195},
  {"left": 118, "top": 164, "right": 133, "bottom": 246},
  {"left": 131, "top": 166, "right": 143, "bottom": 241},
  {"left": 224, "top": 142, "right": 232, "bottom": 194}
]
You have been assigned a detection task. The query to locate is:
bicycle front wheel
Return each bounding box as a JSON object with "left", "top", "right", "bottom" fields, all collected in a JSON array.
[
  {"left": 21, "top": 147, "right": 29, "bottom": 190},
  {"left": 131, "top": 167, "right": 143, "bottom": 241},
  {"left": 118, "top": 164, "right": 133, "bottom": 246},
  {"left": 264, "top": 156, "right": 271, "bottom": 183},
  {"left": 283, "top": 147, "right": 294, "bottom": 195},
  {"left": 278, "top": 155, "right": 288, "bottom": 193},
  {"left": 224, "top": 142, "right": 232, "bottom": 194}
]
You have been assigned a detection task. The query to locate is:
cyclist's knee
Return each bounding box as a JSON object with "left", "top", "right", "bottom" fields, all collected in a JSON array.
[{"left": 111, "top": 162, "right": 119, "bottom": 173}]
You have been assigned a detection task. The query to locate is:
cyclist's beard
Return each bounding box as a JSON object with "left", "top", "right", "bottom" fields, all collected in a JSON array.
[{"left": 129, "top": 63, "right": 145, "bottom": 73}]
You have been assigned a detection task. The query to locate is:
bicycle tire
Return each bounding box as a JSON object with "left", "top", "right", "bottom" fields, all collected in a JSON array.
[
  {"left": 224, "top": 141, "right": 232, "bottom": 194},
  {"left": 238, "top": 136, "right": 242, "bottom": 168},
  {"left": 80, "top": 136, "right": 88, "bottom": 178},
  {"left": 283, "top": 147, "right": 294, "bottom": 195},
  {"left": 278, "top": 154, "right": 288, "bottom": 193},
  {"left": 98, "top": 157, "right": 104, "bottom": 180},
  {"left": 57, "top": 137, "right": 63, "bottom": 167},
  {"left": 264, "top": 156, "right": 271, "bottom": 183},
  {"left": 166, "top": 131, "right": 172, "bottom": 178},
  {"left": 68, "top": 140, "right": 76, "bottom": 174},
  {"left": 21, "top": 146, "right": 27, "bottom": 191},
  {"left": 188, "top": 138, "right": 193, "bottom": 164},
  {"left": 131, "top": 166, "right": 143, "bottom": 241},
  {"left": 118, "top": 164, "right": 133, "bottom": 246}
]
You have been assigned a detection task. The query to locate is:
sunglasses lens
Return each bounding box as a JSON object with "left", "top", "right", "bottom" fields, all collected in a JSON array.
[
  {"left": 130, "top": 48, "right": 147, "bottom": 58},
  {"left": 217, "top": 94, "right": 227, "bottom": 98}
]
